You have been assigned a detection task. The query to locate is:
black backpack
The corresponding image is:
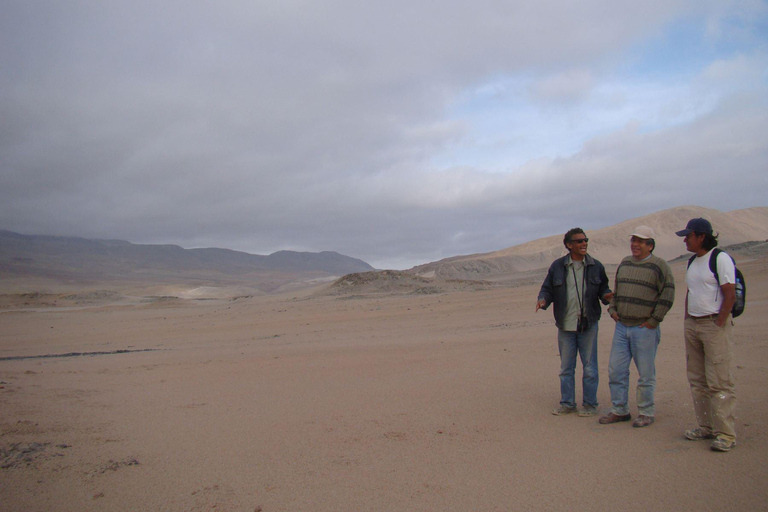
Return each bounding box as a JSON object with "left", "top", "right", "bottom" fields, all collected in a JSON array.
[{"left": 687, "top": 248, "right": 746, "bottom": 317}]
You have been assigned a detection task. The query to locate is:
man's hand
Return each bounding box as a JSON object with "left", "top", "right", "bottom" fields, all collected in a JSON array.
[
  {"left": 610, "top": 312, "right": 619, "bottom": 322},
  {"left": 639, "top": 321, "right": 655, "bottom": 329},
  {"left": 715, "top": 283, "right": 736, "bottom": 328},
  {"left": 603, "top": 292, "right": 614, "bottom": 302},
  {"left": 536, "top": 299, "right": 547, "bottom": 312}
]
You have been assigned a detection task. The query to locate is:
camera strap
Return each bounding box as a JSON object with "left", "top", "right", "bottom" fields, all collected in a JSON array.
[{"left": 572, "top": 263, "right": 586, "bottom": 320}]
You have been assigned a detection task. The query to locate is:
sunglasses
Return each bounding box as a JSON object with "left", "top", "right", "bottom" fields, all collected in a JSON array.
[{"left": 569, "top": 238, "right": 589, "bottom": 244}]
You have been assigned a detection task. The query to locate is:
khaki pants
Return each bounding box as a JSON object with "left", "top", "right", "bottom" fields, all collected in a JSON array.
[{"left": 684, "top": 316, "right": 737, "bottom": 441}]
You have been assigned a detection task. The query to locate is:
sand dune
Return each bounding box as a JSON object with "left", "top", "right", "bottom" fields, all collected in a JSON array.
[{"left": 414, "top": 206, "right": 768, "bottom": 279}]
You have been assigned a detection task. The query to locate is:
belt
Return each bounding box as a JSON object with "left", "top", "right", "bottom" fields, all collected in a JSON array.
[{"left": 690, "top": 314, "right": 718, "bottom": 320}]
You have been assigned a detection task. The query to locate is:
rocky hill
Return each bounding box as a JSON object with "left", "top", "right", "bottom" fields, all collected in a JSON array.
[{"left": 327, "top": 270, "right": 494, "bottom": 297}]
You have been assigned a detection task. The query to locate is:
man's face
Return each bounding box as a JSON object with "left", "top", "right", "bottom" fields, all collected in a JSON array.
[
  {"left": 630, "top": 236, "right": 652, "bottom": 260},
  {"left": 684, "top": 232, "right": 705, "bottom": 253},
  {"left": 566, "top": 234, "right": 589, "bottom": 258}
]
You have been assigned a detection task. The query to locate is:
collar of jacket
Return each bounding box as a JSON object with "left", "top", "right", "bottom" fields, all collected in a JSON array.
[{"left": 564, "top": 253, "right": 595, "bottom": 267}]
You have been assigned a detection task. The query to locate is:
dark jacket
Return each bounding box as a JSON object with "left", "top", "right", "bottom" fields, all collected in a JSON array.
[{"left": 537, "top": 254, "right": 612, "bottom": 330}]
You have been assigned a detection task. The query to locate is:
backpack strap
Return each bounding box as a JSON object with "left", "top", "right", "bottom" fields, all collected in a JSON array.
[{"left": 708, "top": 248, "right": 722, "bottom": 286}]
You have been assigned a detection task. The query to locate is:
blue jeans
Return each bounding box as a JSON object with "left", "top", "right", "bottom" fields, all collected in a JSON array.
[
  {"left": 608, "top": 322, "right": 660, "bottom": 416},
  {"left": 557, "top": 324, "right": 599, "bottom": 408}
]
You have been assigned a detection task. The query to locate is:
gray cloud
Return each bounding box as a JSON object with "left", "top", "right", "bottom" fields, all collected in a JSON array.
[{"left": 1, "top": 1, "right": 766, "bottom": 269}]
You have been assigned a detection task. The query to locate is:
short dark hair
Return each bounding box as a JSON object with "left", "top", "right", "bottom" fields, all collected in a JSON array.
[
  {"left": 563, "top": 228, "right": 585, "bottom": 248},
  {"left": 699, "top": 232, "right": 719, "bottom": 251}
]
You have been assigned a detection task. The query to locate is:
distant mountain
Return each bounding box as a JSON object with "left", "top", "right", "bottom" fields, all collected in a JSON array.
[
  {"left": 0, "top": 231, "right": 374, "bottom": 294},
  {"left": 410, "top": 206, "right": 768, "bottom": 281}
]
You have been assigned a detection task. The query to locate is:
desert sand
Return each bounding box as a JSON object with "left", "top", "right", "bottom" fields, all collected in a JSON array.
[{"left": 1, "top": 254, "right": 767, "bottom": 512}]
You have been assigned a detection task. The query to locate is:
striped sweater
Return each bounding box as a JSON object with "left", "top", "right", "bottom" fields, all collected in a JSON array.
[{"left": 608, "top": 254, "right": 675, "bottom": 327}]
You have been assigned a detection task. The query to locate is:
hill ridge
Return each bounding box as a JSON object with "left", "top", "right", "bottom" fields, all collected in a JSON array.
[
  {"left": 410, "top": 206, "right": 768, "bottom": 280},
  {"left": 0, "top": 230, "right": 374, "bottom": 294}
]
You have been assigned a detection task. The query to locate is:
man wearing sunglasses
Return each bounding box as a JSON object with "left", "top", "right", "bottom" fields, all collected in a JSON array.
[
  {"left": 600, "top": 226, "right": 675, "bottom": 428},
  {"left": 537, "top": 228, "right": 613, "bottom": 417}
]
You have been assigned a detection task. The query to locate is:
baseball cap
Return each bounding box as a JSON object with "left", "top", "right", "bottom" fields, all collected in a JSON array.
[
  {"left": 675, "top": 218, "right": 713, "bottom": 237},
  {"left": 630, "top": 226, "right": 655, "bottom": 239}
]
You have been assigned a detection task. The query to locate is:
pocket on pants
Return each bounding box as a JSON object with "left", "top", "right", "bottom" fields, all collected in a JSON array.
[
  {"left": 702, "top": 327, "right": 732, "bottom": 364},
  {"left": 708, "top": 350, "right": 732, "bottom": 365},
  {"left": 633, "top": 325, "right": 659, "bottom": 344}
]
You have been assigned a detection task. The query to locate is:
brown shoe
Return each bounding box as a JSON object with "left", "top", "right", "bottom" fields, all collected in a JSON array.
[
  {"left": 632, "top": 415, "right": 655, "bottom": 428},
  {"left": 599, "top": 412, "right": 632, "bottom": 424}
]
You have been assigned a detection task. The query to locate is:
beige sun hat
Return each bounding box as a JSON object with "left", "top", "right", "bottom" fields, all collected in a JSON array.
[{"left": 630, "top": 225, "right": 655, "bottom": 239}]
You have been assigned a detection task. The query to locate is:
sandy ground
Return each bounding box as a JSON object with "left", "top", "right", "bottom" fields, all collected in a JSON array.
[{"left": 1, "top": 256, "right": 767, "bottom": 512}]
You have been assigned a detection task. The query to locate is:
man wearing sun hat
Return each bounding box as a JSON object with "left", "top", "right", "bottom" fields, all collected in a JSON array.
[
  {"left": 599, "top": 226, "right": 675, "bottom": 428},
  {"left": 676, "top": 218, "right": 738, "bottom": 452}
]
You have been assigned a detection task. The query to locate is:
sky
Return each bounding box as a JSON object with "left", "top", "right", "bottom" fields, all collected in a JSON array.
[{"left": 1, "top": 1, "right": 767, "bottom": 269}]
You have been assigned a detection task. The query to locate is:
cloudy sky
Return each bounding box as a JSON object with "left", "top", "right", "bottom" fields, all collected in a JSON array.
[{"left": 2, "top": 1, "right": 767, "bottom": 269}]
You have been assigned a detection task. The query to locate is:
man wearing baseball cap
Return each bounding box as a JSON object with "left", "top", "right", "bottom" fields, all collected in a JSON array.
[
  {"left": 600, "top": 226, "right": 675, "bottom": 428},
  {"left": 676, "top": 218, "right": 738, "bottom": 452}
]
